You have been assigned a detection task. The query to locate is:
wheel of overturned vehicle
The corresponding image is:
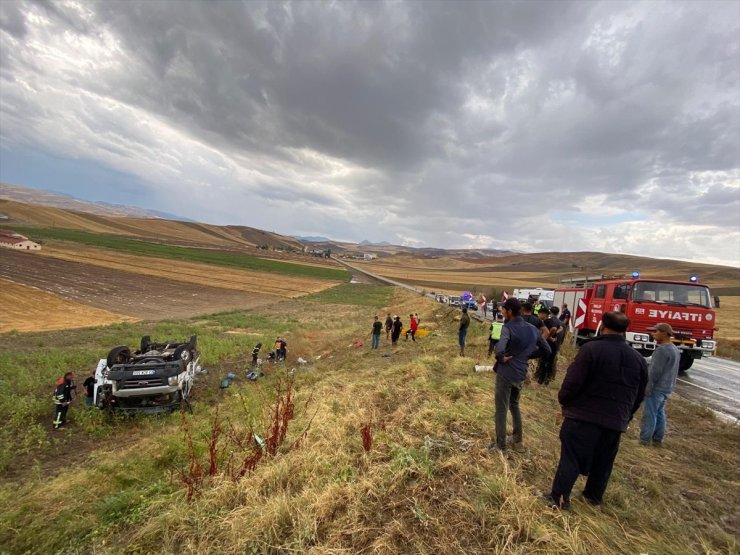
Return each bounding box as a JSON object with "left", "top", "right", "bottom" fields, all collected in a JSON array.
[
  {"left": 174, "top": 344, "right": 193, "bottom": 363},
  {"left": 140, "top": 335, "right": 152, "bottom": 353},
  {"left": 106, "top": 346, "right": 131, "bottom": 368}
]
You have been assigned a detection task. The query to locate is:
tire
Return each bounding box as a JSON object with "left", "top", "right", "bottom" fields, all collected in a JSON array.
[
  {"left": 575, "top": 330, "right": 589, "bottom": 347},
  {"left": 678, "top": 352, "right": 694, "bottom": 374},
  {"left": 140, "top": 335, "right": 152, "bottom": 353},
  {"left": 173, "top": 344, "right": 193, "bottom": 364},
  {"left": 107, "top": 346, "right": 131, "bottom": 368}
]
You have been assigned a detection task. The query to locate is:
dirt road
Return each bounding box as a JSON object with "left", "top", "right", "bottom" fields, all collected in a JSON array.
[{"left": 0, "top": 249, "right": 278, "bottom": 321}]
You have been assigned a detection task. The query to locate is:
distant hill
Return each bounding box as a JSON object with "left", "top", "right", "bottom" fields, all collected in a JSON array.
[
  {"left": 294, "top": 235, "right": 332, "bottom": 243},
  {"left": 0, "top": 198, "right": 305, "bottom": 252},
  {"left": 1, "top": 184, "right": 737, "bottom": 291},
  {"left": 0, "top": 182, "right": 189, "bottom": 220}
]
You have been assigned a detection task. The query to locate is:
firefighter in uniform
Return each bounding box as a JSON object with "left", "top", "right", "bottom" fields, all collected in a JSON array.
[{"left": 53, "top": 372, "right": 75, "bottom": 429}]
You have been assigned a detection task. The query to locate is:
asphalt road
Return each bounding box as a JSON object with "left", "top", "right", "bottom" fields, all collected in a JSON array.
[{"left": 676, "top": 356, "right": 740, "bottom": 422}]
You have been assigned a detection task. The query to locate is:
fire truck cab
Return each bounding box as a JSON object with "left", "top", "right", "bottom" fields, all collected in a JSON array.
[{"left": 566, "top": 277, "right": 716, "bottom": 373}]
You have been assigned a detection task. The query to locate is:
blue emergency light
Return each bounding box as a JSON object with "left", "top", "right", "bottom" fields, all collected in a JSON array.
[
  {"left": 631, "top": 271, "right": 640, "bottom": 278},
  {"left": 689, "top": 275, "right": 699, "bottom": 283}
]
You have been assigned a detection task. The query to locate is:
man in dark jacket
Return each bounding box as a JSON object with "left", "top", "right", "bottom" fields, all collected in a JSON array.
[
  {"left": 53, "top": 372, "right": 76, "bottom": 429},
  {"left": 536, "top": 306, "right": 562, "bottom": 385},
  {"left": 391, "top": 316, "right": 403, "bottom": 346},
  {"left": 459, "top": 308, "right": 470, "bottom": 357},
  {"left": 385, "top": 313, "right": 393, "bottom": 340},
  {"left": 544, "top": 311, "right": 648, "bottom": 509},
  {"left": 491, "top": 298, "right": 551, "bottom": 452}
]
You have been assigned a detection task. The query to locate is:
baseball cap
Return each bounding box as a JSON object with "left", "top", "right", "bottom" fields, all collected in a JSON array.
[
  {"left": 647, "top": 323, "right": 673, "bottom": 336},
  {"left": 503, "top": 298, "right": 521, "bottom": 311}
]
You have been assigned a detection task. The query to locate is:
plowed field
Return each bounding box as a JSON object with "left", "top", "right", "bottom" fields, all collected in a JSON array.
[
  {"left": 0, "top": 249, "right": 281, "bottom": 322},
  {"left": 0, "top": 278, "right": 138, "bottom": 332},
  {"left": 36, "top": 244, "right": 338, "bottom": 297}
]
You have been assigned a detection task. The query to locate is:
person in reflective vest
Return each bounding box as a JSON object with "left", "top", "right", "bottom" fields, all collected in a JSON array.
[
  {"left": 488, "top": 320, "right": 504, "bottom": 357},
  {"left": 53, "top": 372, "right": 75, "bottom": 430}
]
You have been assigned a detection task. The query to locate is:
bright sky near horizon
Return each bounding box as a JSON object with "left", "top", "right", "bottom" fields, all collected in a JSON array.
[{"left": 0, "top": 1, "right": 738, "bottom": 266}]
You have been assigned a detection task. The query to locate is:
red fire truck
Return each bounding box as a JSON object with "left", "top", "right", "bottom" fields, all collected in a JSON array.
[{"left": 554, "top": 274, "right": 716, "bottom": 373}]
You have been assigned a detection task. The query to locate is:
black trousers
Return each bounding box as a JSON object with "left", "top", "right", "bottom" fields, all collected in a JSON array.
[
  {"left": 550, "top": 418, "right": 622, "bottom": 504},
  {"left": 536, "top": 342, "right": 560, "bottom": 384},
  {"left": 53, "top": 404, "right": 69, "bottom": 428}
]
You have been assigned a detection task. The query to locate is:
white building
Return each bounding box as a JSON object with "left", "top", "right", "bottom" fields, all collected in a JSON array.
[{"left": 0, "top": 230, "right": 41, "bottom": 251}]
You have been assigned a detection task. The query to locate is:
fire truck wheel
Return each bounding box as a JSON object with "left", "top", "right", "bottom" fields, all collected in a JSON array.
[{"left": 678, "top": 352, "right": 694, "bottom": 374}]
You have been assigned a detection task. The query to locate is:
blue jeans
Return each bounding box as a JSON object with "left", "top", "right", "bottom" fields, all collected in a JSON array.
[
  {"left": 458, "top": 328, "right": 467, "bottom": 347},
  {"left": 640, "top": 391, "right": 670, "bottom": 443},
  {"left": 371, "top": 333, "right": 380, "bottom": 349}
]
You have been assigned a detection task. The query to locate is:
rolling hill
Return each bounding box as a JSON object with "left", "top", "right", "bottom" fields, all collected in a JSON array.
[{"left": 1, "top": 184, "right": 738, "bottom": 291}]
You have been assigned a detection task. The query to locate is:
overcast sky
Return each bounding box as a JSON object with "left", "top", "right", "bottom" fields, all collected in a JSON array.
[{"left": 1, "top": 1, "right": 738, "bottom": 266}]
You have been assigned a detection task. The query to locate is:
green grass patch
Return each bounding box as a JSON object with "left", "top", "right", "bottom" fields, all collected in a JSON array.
[
  {"left": 3, "top": 226, "right": 348, "bottom": 281},
  {"left": 303, "top": 282, "right": 393, "bottom": 306},
  {"left": 0, "top": 309, "right": 301, "bottom": 473}
]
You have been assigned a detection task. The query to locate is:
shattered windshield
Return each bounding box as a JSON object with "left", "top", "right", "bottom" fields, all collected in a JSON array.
[{"left": 632, "top": 282, "right": 711, "bottom": 308}]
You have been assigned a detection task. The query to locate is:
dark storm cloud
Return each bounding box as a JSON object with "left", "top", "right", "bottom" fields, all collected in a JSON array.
[{"left": 1, "top": 0, "right": 738, "bottom": 264}]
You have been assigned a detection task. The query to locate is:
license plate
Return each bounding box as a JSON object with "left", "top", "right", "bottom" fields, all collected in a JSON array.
[{"left": 132, "top": 370, "right": 156, "bottom": 376}]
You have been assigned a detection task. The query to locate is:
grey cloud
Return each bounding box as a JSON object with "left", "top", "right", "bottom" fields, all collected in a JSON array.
[
  {"left": 1, "top": 0, "right": 739, "bottom": 265},
  {"left": 0, "top": 2, "right": 27, "bottom": 38}
]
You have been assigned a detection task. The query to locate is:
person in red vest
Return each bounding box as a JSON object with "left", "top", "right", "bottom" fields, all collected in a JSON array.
[{"left": 405, "top": 313, "right": 418, "bottom": 342}]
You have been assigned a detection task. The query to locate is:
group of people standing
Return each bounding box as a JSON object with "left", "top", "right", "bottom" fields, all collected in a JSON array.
[
  {"left": 372, "top": 313, "right": 420, "bottom": 349},
  {"left": 485, "top": 297, "right": 681, "bottom": 511}
]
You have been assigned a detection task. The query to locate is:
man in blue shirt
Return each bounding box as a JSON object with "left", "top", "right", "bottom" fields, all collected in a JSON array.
[
  {"left": 639, "top": 323, "right": 680, "bottom": 446},
  {"left": 491, "top": 298, "right": 551, "bottom": 452}
]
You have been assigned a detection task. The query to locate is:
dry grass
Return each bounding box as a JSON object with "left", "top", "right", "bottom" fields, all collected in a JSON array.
[
  {"left": 1, "top": 289, "right": 738, "bottom": 554},
  {"left": 0, "top": 278, "right": 138, "bottom": 332},
  {"left": 38, "top": 243, "right": 340, "bottom": 298}
]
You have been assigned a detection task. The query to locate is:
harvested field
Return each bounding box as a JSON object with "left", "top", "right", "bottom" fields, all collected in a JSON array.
[
  {"left": 357, "top": 259, "right": 554, "bottom": 288},
  {"left": 0, "top": 278, "right": 138, "bottom": 332},
  {"left": 716, "top": 295, "right": 740, "bottom": 342},
  {"left": 363, "top": 251, "right": 740, "bottom": 290},
  {"left": 0, "top": 249, "right": 281, "bottom": 321},
  {"left": 36, "top": 243, "right": 339, "bottom": 297}
]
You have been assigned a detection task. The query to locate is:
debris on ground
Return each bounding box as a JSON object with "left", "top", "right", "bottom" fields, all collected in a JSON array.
[
  {"left": 474, "top": 365, "right": 494, "bottom": 372},
  {"left": 297, "top": 357, "right": 308, "bottom": 365}
]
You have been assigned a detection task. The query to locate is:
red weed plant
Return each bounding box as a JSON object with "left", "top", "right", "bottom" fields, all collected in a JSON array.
[
  {"left": 176, "top": 369, "right": 316, "bottom": 499},
  {"left": 178, "top": 411, "right": 204, "bottom": 501},
  {"left": 360, "top": 419, "right": 373, "bottom": 452}
]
